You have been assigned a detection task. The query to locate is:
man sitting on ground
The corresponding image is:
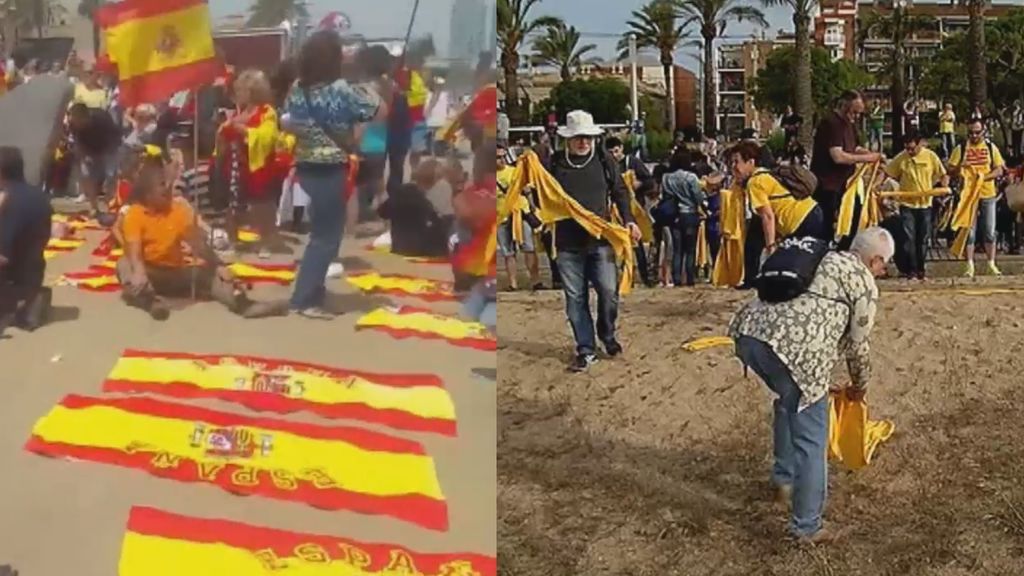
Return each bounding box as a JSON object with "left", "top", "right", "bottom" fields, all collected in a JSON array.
[
  {"left": 118, "top": 163, "right": 284, "bottom": 320},
  {"left": 0, "top": 147, "right": 53, "bottom": 331},
  {"left": 729, "top": 227, "right": 893, "bottom": 544}
]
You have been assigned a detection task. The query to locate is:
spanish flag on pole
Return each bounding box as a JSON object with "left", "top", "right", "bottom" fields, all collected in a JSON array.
[{"left": 98, "top": 0, "right": 222, "bottom": 107}]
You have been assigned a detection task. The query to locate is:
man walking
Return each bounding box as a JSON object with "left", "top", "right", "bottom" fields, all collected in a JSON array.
[
  {"left": 948, "top": 118, "right": 1006, "bottom": 277},
  {"left": 550, "top": 110, "right": 641, "bottom": 372},
  {"left": 810, "top": 91, "right": 883, "bottom": 245},
  {"left": 729, "top": 227, "right": 894, "bottom": 544}
]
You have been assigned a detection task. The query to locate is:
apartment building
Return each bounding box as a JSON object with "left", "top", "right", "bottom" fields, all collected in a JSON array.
[
  {"left": 716, "top": 34, "right": 794, "bottom": 140},
  {"left": 815, "top": 0, "right": 857, "bottom": 62}
]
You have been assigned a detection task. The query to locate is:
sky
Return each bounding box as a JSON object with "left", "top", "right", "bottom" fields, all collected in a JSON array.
[
  {"left": 520, "top": 0, "right": 795, "bottom": 71},
  {"left": 207, "top": 0, "right": 459, "bottom": 48}
]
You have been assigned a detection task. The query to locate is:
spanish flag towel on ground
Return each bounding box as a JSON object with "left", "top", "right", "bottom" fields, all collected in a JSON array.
[
  {"left": 347, "top": 272, "right": 457, "bottom": 303},
  {"left": 357, "top": 306, "right": 496, "bottom": 351},
  {"left": 60, "top": 262, "right": 297, "bottom": 292},
  {"left": 364, "top": 243, "right": 449, "bottom": 265},
  {"left": 103, "top": 349, "right": 457, "bottom": 436},
  {"left": 504, "top": 150, "right": 635, "bottom": 294},
  {"left": 26, "top": 395, "right": 448, "bottom": 530},
  {"left": 98, "top": 0, "right": 223, "bottom": 106},
  {"left": 44, "top": 237, "right": 85, "bottom": 260},
  {"left": 828, "top": 389, "right": 895, "bottom": 470},
  {"left": 120, "top": 507, "right": 497, "bottom": 576}
]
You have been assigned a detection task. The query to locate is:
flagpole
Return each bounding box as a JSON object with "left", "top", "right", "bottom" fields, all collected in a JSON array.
[{"left": 191, "top": 89, "right": 200, "bottom": 301}]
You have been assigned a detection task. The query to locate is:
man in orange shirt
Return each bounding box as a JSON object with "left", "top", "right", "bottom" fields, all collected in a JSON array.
[{"left": 118, "top": 164, "right": 284, "bottom": 320}]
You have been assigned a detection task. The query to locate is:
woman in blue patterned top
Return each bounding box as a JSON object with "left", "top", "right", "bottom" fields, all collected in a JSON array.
[{"left": 284, "top": 31, "right": 386, "bottom": 319}]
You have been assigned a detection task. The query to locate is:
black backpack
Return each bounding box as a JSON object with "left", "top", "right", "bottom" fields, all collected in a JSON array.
[{"left": 756, "top": 236, "right": 831, "bottom": 303}]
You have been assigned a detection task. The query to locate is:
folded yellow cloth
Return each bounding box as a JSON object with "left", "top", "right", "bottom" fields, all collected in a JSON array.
[
  {"left": 505, "top": 150, "right": 635, "bottom": 294},
  {"left": 951, "top": 167, "right": 986, "bottom": 258},
  {"left": 617, "top": 170, "right": 654, "bottom": 243},
  {"left": 836, "top": 162, "right": 882, "bottom": 241},
  {"left": 712, "top": 186, "right": 744, "bottom": 287},
  {"left": 696, "top": 219, "right": 710, "bottom": 269},
  {"left": 681, "top": 336, "right": 733, "bottom": 352},
  {"left": 828, "top": 389, "right": 894, "bottom": 470}
]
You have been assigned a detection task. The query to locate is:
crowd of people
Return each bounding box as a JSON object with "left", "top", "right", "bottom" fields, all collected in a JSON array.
[{"left": 0, "top": 27, "right": 499, "bottom": 331}]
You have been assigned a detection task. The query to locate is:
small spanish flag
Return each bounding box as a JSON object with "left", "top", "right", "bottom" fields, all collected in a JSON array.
[
  {"left": 357, "top": 306, "right": 496, "bottom": 351},
  {"left": 120, "top": 507, "right": 497, "bottom": 576},
  {"left": 26, "top": 395, "right": 448, "bottom": 530},
  {"left": 61, "top": 267, "right": 121, "bottom": 292},
  {"left": 98, "top": 0, "right": 223, "bottom": 107},
  {"left": 103, "top": 349, "right": 457, "bottom": 436},
  {"left": 346, "top": 272, "right": 456, "bottom": 302}
]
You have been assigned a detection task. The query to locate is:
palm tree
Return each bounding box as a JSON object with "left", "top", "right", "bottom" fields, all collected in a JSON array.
[
  {"left": 531, "top": 22, "right": 596, "bottom": 81},
  {"left": 77, "top": 0, "right": 102, "bottom": 58},
  {"left": 956, "top": 0, "right": 988, "bottom": 109},
  {"left": 858, "top": 6, "right": 935, "bottom": 151},
  {"left": 618, "top": 0, "right": 694, "bottom": 131},
  {"left": 248, "top": 0, "right": 308, "bottom": 28},
  {"left": 674, "top": 0, "right": 767, "bottom": 134},
  {"left": 761, "top": 0, "right": 817, "bottom": 148},
  {"left": 497, "top": 0, "right": 562, "bottom": 123}
]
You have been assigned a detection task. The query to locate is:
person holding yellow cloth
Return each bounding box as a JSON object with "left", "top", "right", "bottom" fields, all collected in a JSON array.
[
  {"left": 730, "top": 227, "right": 893, "bottom": 544},
  {"left": 884, "top": 129, "right": 948, "bottom": 280},
  {"left": 948, "top": 118, "right": 1006, "bottom": 277},
  {"left": 728, "top": 141, "right": 824, "bottom": 286},
  {"left": 496, "top": 142, "right": 541, "bottom": 291}
]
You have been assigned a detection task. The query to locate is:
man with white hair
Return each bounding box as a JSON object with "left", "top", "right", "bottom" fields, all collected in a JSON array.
[
  {"left": 549, "top": 110, "right": 641, "bottom": 372},
  {"left": 728, "top": 226, "right": 893, "bottom": 544}
]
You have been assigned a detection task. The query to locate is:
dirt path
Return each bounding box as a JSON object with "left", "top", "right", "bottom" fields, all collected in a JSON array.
[
  {"left": 499, "top": 282, "right": 1024, "bottom": 575},
  {"left": 0, "top": 226, "right": 496, "bottom": 574}
]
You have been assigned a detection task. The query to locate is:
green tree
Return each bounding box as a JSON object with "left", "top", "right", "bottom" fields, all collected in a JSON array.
[
  {"left": 858, "top": 7, "right": 934, "bottom": 151},
  {"left": 247, "top": 0, "right": 308, "bottom": 28},
  {"left": 751, "top": 45, "right": 874, "bottom": 117},
  {"left": 760, "top": 0, "right": 818, "bottom": 149},
  {"left": 674, "top": 0, "right": 768, "bottom": 134},
  {"left": 497, "top": 0, "right": 562, "bottom": 124},
  {"left": 617, "top": 0, "right": 695, "bottom": 131},
  {"left": 547, "top": 77, "right": 631, "bottom": 124},
  {"left": 531, "top": 22, "right": 596, "bottom": 81}
]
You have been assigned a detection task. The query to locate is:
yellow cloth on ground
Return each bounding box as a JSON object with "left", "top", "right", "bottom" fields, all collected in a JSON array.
[
  {"left": 712, "top": 186, "right": 745, "bottom": 287},
  {"left": 828, "top": 389, "right": 894, "bottom": 470},
  {"left": 505, "top": 150, "right": 635, "bottom": 294},
  {"left": 681, "top": 336, "right": 732, "bottom": 352},
  {"left": 951, "top": 167, "right": 986, "bottom": 258}
]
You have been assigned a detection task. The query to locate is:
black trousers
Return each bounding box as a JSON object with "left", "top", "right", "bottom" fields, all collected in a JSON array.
[
  {"left": 540, "top": 230, "right": 561, "bottom": 288},
  {"left": 899, "top": 206, "right": 931, "bottom": 276},
  {"left": 743, "top": 217, "right": 765, "bottom": 286}
]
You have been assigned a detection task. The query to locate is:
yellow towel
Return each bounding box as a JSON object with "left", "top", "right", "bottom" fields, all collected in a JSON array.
[
  {"left": 950, "top": 167, "right": 986, "bottom": 258},
  {"left": 619, "top": 170, "right": 654, "bottom": 243},
  {"left": 828, "top": 389, "right": 894, "bottom": 470},
  {"left": 681, "top": 336, "right": 733, "bottom": 352},
  {"left": 696, "top": 219, "right": 709, "bottom": 269},
  {"left": 712, "top": 186, "right": 744, "bottom": 287},
  {"left": 505, "top": 150, "right": 635, "bottom": 294},
  {"left": 836, "top": 162, "right": 879, "bottom": 240}
]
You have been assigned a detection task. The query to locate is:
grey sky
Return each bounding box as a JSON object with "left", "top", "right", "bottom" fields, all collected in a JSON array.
[
  {"left": 208, "top": 0, "right": 459, "bottom": 48},
  {"left": 524, "top": 0, "right": 795, "bottom": 71}
]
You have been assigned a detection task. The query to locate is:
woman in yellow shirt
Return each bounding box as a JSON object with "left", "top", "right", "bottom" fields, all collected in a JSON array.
[{"left": 938, "top": 103, "right": 956, "bottom": 160}]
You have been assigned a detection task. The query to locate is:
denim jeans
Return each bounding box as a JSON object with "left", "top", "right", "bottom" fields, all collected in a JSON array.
[
  {"left": 558, "top": 244, "right": 620, "bottom": 355},
  {"left": 899, "top": 206, "right": 931, "bottom": 276},
  {"left": 736, "top": 336, "right": 828, "bottom": 537},
  {"left": 967, "top": 197, "right": 998, "bottom": 246},
  {"left": 291, "top": 163, "right": 346, "bottom": 310},
  {"left": 463, "top": 279, "right": 496, "bottom": 332},
  {"left": 940, "top": 133, "right": 956, "bottom": 160},
  {"left": 671, "top": 213, "right": 700, "bottom": 286},
  {"left": 868, "top": 127, "right": 883, "bottom": 152}
]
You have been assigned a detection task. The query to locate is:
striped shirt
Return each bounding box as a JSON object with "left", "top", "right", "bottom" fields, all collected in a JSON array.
[{"left": 173, "top": 163, "right": 220, "bottom": 222}]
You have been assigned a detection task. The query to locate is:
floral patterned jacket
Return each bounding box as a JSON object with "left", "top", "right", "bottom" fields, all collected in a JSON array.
[{"left": 728, "top": 251, "right": 879, "bottom": 410}]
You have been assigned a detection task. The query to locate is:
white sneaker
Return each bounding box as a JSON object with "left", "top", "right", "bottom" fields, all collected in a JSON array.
[{"left": 325, "top": 262, "right": 345, "bottom": 279}]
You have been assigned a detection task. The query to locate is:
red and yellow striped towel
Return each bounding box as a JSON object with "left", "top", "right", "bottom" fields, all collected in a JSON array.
[
  {"left": 346, "top": 272, "right": 456, "bottom": 302},
  {"left": 104, "top": 349, "right": 457, "bottom": 436},
  {"left": 26, "top": 395, "right": 447, "bottom": 530},
  {"left": 356, "top": 306, "right": 496, "bottom": 351},
  {"left": 120, "top": 507, "right": 496, "bottom": 575}
]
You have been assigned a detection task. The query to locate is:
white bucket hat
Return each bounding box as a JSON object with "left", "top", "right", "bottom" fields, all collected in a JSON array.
[{"left": 557, "top": 110, "right": 604, "bottom": 139}]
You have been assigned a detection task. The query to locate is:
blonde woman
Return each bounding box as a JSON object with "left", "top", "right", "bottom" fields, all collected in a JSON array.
[{"left": 218, "top": 68, "right": 281, "bottom": 258}]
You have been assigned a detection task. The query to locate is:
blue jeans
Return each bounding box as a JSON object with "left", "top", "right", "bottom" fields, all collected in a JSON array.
[
  {"left": 463, "top": 279, "right": 496, "bottom": 332},
  {"left": 736, "top": 336, "right": 828, "bottom": 537},
  {"left": 967, "top": 197, "right": 997, "bottom": 246},
  {"left": 558, "top": 244, "right": 619, "bottom": 355},
  {"left": 291, "top": 163, "right": 346, "bottom": 310},
  {"left": 671, "top": 213, "right": 700, "bottom": 286}
]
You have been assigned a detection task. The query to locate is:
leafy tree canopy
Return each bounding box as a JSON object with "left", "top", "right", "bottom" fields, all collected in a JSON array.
[
  {"left": 546, "top": 77, "right": 631, "bottom": 125},
  {"left": 750, "top": 45, "right": 873, "bottom": 118}
]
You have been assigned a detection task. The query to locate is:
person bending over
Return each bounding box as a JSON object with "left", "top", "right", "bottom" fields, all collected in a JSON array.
[
  {"left": 377, "top": 159, "right": 449, "bottom": 258},
  {"left": 118, "top": 164, "right": 284, "bottom": 320},
  {"left": 0, "top": 147, "right": 53, "bottom": 331}
]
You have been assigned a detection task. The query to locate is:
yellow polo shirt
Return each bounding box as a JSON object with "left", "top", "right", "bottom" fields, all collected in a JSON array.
[
  {"left": 885, "top": 148, "right": 945, "bottom": 209},
  {"left": 939, "top": 111, "right": 955, "bottom": 134},
  {"left": 746, "top": 172, "right": 817, "bottom": 238},
  {"left": 949, "top": 140, "right": 1005, "bottom": 200}
]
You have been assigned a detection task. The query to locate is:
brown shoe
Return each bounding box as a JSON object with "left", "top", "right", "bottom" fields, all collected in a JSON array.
[{"left": 795, "top": 525, "right": 844, "bottom": 546}]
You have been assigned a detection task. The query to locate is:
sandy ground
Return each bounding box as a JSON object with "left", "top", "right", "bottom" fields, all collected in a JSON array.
[
  {"left": 498, "top": 277, "right": 1024, "bottom": 576},
  {"left": 0, "top": 223, "right": 496, "bottom": 573}
]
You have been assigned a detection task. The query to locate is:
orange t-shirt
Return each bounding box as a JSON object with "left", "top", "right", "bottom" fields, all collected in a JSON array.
[{"left": 122, "top": 197, "right": 195, "bottom": 268}]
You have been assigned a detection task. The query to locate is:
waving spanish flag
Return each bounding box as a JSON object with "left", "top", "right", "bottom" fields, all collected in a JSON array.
[
  {"left": 120, "top": 507, "right": 497, "bottom": 576},
  {"left": 27, "top": 395, "right": 448, "bottom": 530},
  {"left": 98, "top": 0, "right": 223, "bottom": 107},
  {"left": 103, "top": 349, "right": 457, "bottom": 436}
]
